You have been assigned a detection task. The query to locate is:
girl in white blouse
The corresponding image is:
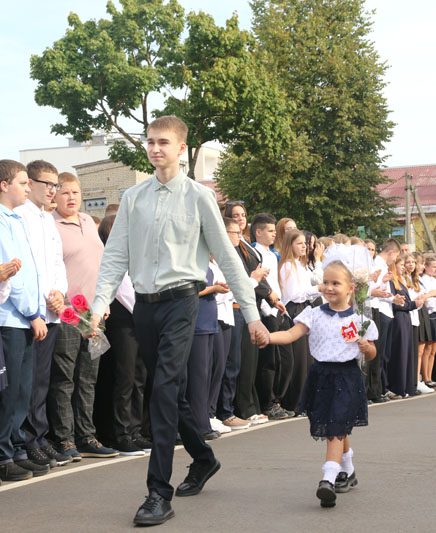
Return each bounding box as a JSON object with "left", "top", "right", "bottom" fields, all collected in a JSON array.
[
  {"left": 278, "top": 230, "right": 321, "bottom": 413},
  {"left": 270, "top": 260, "right": 377, "bottom": 509}
]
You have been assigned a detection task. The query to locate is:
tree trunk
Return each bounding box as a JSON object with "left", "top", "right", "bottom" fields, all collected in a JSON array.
[{"left": 187, "top": 145, "right": 201, "bottom": 180}]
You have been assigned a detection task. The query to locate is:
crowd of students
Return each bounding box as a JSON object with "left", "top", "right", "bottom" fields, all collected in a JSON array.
[{"left": 1, "top": 157, "right": 435, "bottom": 488}]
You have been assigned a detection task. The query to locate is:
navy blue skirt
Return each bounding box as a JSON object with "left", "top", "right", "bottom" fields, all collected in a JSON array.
[
  {"left": 299, "top": 359, "right": 368, "bottom": 440},
  {"left": 0, "top": 335, "right": 7, "bottom": 391}
]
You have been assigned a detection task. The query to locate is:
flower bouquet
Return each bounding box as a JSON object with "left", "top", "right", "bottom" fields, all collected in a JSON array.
[{"left": 60, "top": 294, "right": 110, "bottom": 360}]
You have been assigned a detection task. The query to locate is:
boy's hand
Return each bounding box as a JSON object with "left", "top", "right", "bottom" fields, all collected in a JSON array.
[
  {"left": 31, "top": 317, "right": 47, "bottom": 341},
  {"left": 214, "top": 282, "right": 229, "bottom": 294},
  {"left": 0, "top": 258, "right": 22, "bottom": 282},
  {"left": 47, "top": 290, "right": 65, "bottom": 313},
  {"left": 247, "top": 320, "right": 270, "bottom": 348},
  {"left": 382, "top": 271, "right": 393, "bottom": 283},
  {"left": 274, "top": 300, "right": 286, "bottom": 314},
  {"left": 371, "top": 287, "right": 391, "bottom": 298},
  {"left": 251, "top": 264, "right": 269, "bottom": 282},
  {"left": 88, "top": 313, "right": 102, "bottom": 337}
]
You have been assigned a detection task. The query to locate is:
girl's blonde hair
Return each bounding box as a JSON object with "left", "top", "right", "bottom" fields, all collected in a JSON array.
[
  {"left": 275, "top": 217, "right": 296, "bottom": 253},
  {"left": 278, "top": 229, "right": 305, "bottom": 291},
  {"left": 389, "top": 254, "right": 406, "bottom": 292},
  {"left": 403, "top": 253, "right": 420, "bottom": 291}
]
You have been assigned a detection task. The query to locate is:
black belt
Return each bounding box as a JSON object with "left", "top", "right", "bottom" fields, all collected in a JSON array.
[{"left": 135, "top": 281, "right": 205, "bottom": 304}]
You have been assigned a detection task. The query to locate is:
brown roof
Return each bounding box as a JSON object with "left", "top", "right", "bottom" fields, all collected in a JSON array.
[{"left": 379, "top": 165, "right": 436, "bottom": 208}]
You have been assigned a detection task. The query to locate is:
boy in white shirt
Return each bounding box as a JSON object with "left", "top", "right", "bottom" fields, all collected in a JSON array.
[
  {"left": 251, "top": 213, "right": 292, "bottom": 419},
  {"left": 15, "top": 160, "right": 70, "bottom": 468}
]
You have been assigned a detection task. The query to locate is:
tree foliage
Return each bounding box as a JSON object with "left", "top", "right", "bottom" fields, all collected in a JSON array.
[
  {"left": 217, "top": 0, "right": 396, "bottom": 237},
  {"left": 31, "top": 0, "right": 285, "bottom": 178}
]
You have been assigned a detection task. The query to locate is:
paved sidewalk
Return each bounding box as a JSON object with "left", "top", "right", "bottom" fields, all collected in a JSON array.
[{"left": 2, "top": 394, "right": 436, "bottom": 532}]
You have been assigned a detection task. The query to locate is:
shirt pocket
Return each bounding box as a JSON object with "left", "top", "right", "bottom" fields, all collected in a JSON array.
[{"left": 164, "top": 214, "right": 199, "bottom": 245}]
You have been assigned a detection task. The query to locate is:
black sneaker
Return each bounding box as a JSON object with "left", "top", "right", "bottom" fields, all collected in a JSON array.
[
  {"left": 175, "top": 458, "right": 221, "bottom": 497},
  {"left": 15, "top": 459, "right": 50, "bottom": 477},
  {"left": 133, "top": 491, "right": 174, "bottom": 526},
  {"left": 132, "top": 434, "right": 152, "bottom": 450},
  {"left": 316, "top": 480, "right": 336, "bottom": 508},
  {"left": 41, "top": 443, "right": 73, "bottom": 466},
  {"left": 116, "top": 438, "right": 146, "bottom": 457},
  {"left": 26, "top": 447, "right": 56, "bottom": 468},
  {"left": 264, "top": 404, "right": 291, "bottom": 420},
  {"left": 0, "top": 462, "right": 33, "bottom": 482},
  {"left": 77, "top": 438, "right": 119, "bottom": 458}
]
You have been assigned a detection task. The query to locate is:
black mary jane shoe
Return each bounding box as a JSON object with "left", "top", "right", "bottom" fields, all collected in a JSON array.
[
  {"left": 335, "top": 471, "right": 358, "bottom": 493},
  {"left": 133, "top": 491, "right": 174, "bottom": 526},
  {"left": 316, "top": 480, "right": 336, "bottom": 508}
]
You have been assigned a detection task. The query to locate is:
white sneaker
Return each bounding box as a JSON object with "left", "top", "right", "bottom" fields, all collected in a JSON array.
[
  {"left": 210, "top": 417, "right": 231, "bottom": 434},
  {"left": 417, "top": 381, "right": 434, "bottom": 394},
  {"left": 247, "top": 414, "right": 269, "bottom": 426}
]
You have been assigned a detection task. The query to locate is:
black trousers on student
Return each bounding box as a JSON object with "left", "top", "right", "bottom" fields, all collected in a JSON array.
[
  {"left": 235, "top": 322, "right": 260, "bottom": 419},
  {"left": 379, "top": 313, "right": 393, "bottom": 394},
  {"left": 133, "top": 295, "right": 214, "bottom": 501},
  {"left": 94, "top": 300, "right": 147, "bottom": 444},
  {"left": 256, "top": 313, "right": 294, "bottom": 411},
  {"left": 209, "top": 323, "right": 232, "bottom": 418},
  {"left": 23, "top": 324, "right": 60, "bottom": 449},
  {"left": 187, "top": 333, "right": 214, "bottom": 435},
  {"left": 0, "top": 327, "right": 33, "bottom": 464},
  {"left": 282, "top": 301, "right": 311, "bottom": 412},
  {"left": 365, "top": 308, "right": 383, "bottom": 400}
]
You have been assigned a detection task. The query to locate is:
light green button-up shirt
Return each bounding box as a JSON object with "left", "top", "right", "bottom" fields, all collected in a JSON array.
[{"left": 93, "top": 172, "right": 259, "bottom": 323}]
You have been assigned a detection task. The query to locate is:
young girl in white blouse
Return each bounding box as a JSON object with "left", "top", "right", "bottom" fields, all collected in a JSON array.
[
  {"left": 278, "top": 229, "right": 321, "bottom": 413},
  {"left": 270, "top": 260, "right": 378, "bottom": 508}
]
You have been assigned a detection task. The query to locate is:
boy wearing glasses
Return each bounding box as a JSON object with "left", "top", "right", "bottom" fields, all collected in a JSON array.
[{"left": 15, "top": 160, "right": 71, "bottom": 468}]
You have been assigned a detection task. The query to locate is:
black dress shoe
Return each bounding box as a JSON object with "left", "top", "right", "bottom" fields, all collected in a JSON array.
[
  {"left": 202, "top": 430, "right": 220, "bottom": 441},
  {"left": 175, "top": 458, "right": 221, "bottom": 497},
  {"left": 133, "top": 491, "right": 174, "bottom": 526},
  {"left": 372, "top": 396, "right": 388, "bottom": 403},
  {"left": 335, "top": 471, "right": 358, "bottom": 493},
  {"left": 316, "top": 480, "right": 336, "bottom": 508},
  {"left": 0, "top": 462, "right": 33, "bottom": 482}
]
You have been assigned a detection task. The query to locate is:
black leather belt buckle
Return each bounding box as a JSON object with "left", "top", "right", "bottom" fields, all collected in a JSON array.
[{"left": 136, "top": 281, "right": 205, "bottom": 304}]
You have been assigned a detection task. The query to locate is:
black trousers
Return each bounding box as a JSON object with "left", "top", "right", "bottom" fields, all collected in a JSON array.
[
  {"left": 94, "top": 300, "right": 147, "bottom": 443},
  {"left": 379, "top": 313, "right": 393, "bottom": 394},
  {"left": 209, "top": 323, "right": 232, "bottom": 418},
  {"left": 282, "top": 301, "right": 311, "bottom": 412},
  {"left": 365, "top": 308, "right": 383, "bottom": 400},
  {"left": 235, "top": 321, "right": 260, "bottom": 419},
  {"left": 187, "top": 333, "right": 214, "bottom": 434},
  {"left": 133, "top": 295, "right": 214, "bottom": 501},
  {"left": 23, "top": 324, "right": 60, "bottom": 448},
  {"left": 256, "top": 314, "right": 293, "bottom": 411}
]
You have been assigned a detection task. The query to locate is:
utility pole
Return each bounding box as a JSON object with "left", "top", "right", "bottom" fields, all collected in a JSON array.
[{"left": 404, "top": 173, "right": 412, "bottom": 244}]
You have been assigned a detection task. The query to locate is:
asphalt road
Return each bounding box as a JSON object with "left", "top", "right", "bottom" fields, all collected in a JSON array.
[{"left": 2, "top": 394, "right": 436, "bottom": 532}]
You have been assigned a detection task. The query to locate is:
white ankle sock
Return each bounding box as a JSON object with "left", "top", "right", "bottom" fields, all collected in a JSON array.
[
  {"left": 341, "top": 448, "right": 354, "bottom": 476},
  {"left": 322, "top": 461, "right": 341, "bottom": 485}
]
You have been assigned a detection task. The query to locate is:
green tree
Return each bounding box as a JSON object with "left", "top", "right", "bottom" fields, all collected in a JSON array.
[
  {"left": 217, "top": 0, "right": 396, "bottom": 236},
  {"left": 31, "top": 1, "right": 291, "bottom": 179},
  {"left": 31, "top": 0, "right": 184, "bottom": 172}
]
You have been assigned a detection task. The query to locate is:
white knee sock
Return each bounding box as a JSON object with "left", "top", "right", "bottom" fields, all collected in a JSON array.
[
  {"left": 341, "top": 448, "right": 354, "bottom": 476},
  {"left": 322, "top": 461, "right": 341, "bottom": 485}
]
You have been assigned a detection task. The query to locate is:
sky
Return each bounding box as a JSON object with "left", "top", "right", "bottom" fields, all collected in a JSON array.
[{"left": 1, "top": 0, "right": 435, "bottom": 168}]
